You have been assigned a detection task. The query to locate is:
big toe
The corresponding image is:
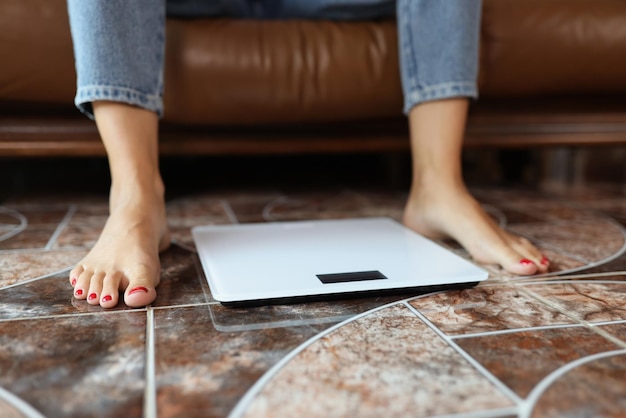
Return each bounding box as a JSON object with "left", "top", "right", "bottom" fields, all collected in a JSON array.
[
  {"left": 124, "top": 282, "right": 157, "bottom": 308},
  {"left": 500, "top": 256, "right": 539, "bottom": 276},
  {"left": 473, "top": 237, "right": 540, "bottom": 276}
]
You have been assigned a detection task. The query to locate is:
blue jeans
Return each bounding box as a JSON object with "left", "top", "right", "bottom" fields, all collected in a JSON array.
[{"left": 67, "top": 0, "right": 481, "bottom": 119}]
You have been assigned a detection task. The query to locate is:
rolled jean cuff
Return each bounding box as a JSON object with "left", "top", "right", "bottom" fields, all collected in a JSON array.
[
  {"left": 74, "top": 85, "right": 163, "bottom": 120},
  {"left": 403, "top": 81, "right": 478, "bottom": 114}
]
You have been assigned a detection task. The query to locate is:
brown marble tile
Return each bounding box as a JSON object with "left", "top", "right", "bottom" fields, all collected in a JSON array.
[
  {"left": 0, "top": 205, "right": 69, "bottom": 226},
  {"left": 471, "top": 190, "right": 598, "bottom": 221},
  {"left": 509, "top": 219, "right": 625, "bottom": 263},
  {"left": 166, "top": 195, "right": 232, "bottom": 228},
  {"left": 530, "top": 352, "right": 626, "bottom": 418},
  {"left": 241, "top": 304, "right": 513, "bottom": 417},
  {"left": 597, "top": 322, "right": 626, "bottom": 345},
  {"left": 0, "top": 312, "right": 146, "bottom": 418},
  {"left": 581, "top": 249, "right": 626, "bottom": 274},
  {"left": 0, "top": 249, "right": 87, "bottom": 288},
  {"left": 262, "top": 190, "right": 405, "bottom": 222},
  {"left": 154, "top": 306, "right": 327, "bottom": 417},
  {"left": 0, "top": 212, "right": 22, "bottom": 227},
  {"left": 569, "top": 198, "right": 626, "bottom": 220},
  {"left": 0, "top": 225, "right": 59, "bottom": 250},
  {"left": 521, "top": 280, "right": 626, "bottom": 323},
  {"left": 2, "top": 195, "right": 108, "bottom": 208},
  {"left": 225, "top": 191, "right": 286, "bottom": 223},
  {"left": 409, "top": 284, "right": 576, "bottom": 335},
  {"left": 0, "top": 196, "right": 68, "bottom": 250},
  {"left": 151, "top": 245, "right": 215, "bottom": 307},
  {"left": 53, "top": 206, "right": 108, "bottom": 249},
  {"left": 456, "top": 326, "right": 621, "bottom": 398},
  {"left": 489, "top": 205, "right": 546, "bottom": 224}
]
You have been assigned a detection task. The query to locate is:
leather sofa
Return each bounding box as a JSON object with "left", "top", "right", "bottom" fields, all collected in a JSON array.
[{"left": 1, "top": 0, "right": 625, "bottom": 157}]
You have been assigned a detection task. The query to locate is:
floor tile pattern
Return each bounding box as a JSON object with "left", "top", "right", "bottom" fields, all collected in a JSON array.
[{"left": 1, "top": 187, "right": 625, "bottom": 417}]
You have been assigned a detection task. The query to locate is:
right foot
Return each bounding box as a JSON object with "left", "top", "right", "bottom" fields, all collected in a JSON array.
[{"left": 69, "top": 183, "right": 170, "bottom": 308}]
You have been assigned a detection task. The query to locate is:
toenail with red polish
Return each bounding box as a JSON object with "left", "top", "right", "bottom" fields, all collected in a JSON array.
[
  {"left": 541, "top": 256, "right": 549, "bottom": 265},
  {"left": 88, "top": 293, "right": 97, "bottom": 300},
  {"left": 520, "top": 258, "right": 534, "bottom": 265},
  {"left": 102, "top": 295, "right": 113, "bottom": 302},
  {"left": 71, "top": 278, "right": 77, "bottom": 286},
  {"left": 75, "top": 289, "right": 83, "bottom": 296},
  {"left": 129, "top": 286, "right": 149, "bottom": 295}
]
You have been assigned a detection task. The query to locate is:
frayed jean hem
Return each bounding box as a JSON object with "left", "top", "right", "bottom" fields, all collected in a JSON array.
[
  {"left": 403, "top": 81, "right": 478, "bottom": 114},
  {"left": 75, "top": 85, "right": 163, "bottom": 120}
]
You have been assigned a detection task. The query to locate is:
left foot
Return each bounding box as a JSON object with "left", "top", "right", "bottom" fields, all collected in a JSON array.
[{"left": 403, "top": 184, "right": 549, "bottom": 276}]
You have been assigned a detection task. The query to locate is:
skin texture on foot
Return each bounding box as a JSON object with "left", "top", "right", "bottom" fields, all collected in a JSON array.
[
  {"left": 403, "top": 185, "right": 549, "bottom": 276},
  {"left": 404, "top": 98, "right": 549, "bottom": 276},
  {"left": 69, "top": 102, "right": 169, "bottom": 308},
  {"left": 70, "top": 196, "right": 170, "bottom": 308}
]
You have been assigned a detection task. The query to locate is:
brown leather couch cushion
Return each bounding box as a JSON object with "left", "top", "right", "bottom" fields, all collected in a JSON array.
[
  {"left": 163, "top": 19, "right": 402, "bottom": 124},
  {"left": 0, "top": 0, "right": 76, "bottom": 106},
  {"left": 1, "top": 0, "right": 626, "bottom": 125},
  {"left": 479, "top": 0, "right": 626, "bottom": 97}
]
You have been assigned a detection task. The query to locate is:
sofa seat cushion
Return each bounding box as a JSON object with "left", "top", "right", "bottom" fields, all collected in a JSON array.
[{"left": 1, "top": 0, "right": 626, "bottom": 125}]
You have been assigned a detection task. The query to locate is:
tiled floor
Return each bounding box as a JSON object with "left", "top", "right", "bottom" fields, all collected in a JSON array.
[{"left": 1, "top": 185, "right": 626, "bottom": 417}]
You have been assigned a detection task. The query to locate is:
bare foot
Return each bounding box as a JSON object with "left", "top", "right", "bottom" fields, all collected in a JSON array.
[
  {"left": 69, "top": 183, "right": 170, "bottom": 308},
  {"left": 403, "top": 184, "right": 549, "bottom": 276}
]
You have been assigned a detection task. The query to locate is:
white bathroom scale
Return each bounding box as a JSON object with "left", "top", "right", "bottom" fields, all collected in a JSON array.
[{"left": 192, "top": 217, "right": 488, "bottom": 307}]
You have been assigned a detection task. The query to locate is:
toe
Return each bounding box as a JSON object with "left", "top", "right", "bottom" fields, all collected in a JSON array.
[
  {"left": 508, "top": 235, "right": 549, "bottom": 274},
  {"left": 74, "top": 269, "right": 92, "bottom": 299},
  {"left": 480, "top": 234, "right": 539, "bottom": 276},
  {"left": 506, "top": 257, "right": 539, "bottom": 276},
  {"left": 87, "top": 272, "right": 105, "bottom": 305},
  {"left": 124, "top": 279, "right": 157, "bottom": 308},
  {"left": 100, "top": 271, "right": 122, "bottom": 308},
  {"left": 69, "top": 265, "right": 83, "bottom": 288}
]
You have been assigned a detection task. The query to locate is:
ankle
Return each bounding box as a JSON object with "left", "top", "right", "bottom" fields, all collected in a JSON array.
[
  {"left": 109, "top": 175, "right": 166, "bottom": 209},
  {"left": 409, "top": 174, "right": 467, "bottom": 203}
]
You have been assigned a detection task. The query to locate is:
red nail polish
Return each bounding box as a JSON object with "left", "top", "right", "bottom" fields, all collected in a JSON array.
[
  {"left": 75, "top": 289, "right": 83, "bottom": 296},
  {"left": 520, "top": 258, "right": 534, "bottom": 265},
  {"left": 88, "top": 293, "right": 97, "bottom": 301},
  {"left": 102, "top": 295, "right": 113, "bottom": 302},
  {"left": 129, "top": 286, "right": 149, "bottom": 295},
  {"left": 541, "top": 256, "right": 549, "bottom": 265},
  {"left": 71, "top": 278, "right": 77, "bottom": 286}
]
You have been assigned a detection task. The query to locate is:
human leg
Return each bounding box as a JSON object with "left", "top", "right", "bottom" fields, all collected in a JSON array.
[
  {"left": 397, "top": 0, "right": 548, "bottom": 274},
  {"left": 403, "top": 99, "right": 548, "bottom": 275},
  {"left": 70, "top": 102, "right": 169, "bottom": 308},
  {"left": 66, "top": 0, "right": 171, "bottom": 307}
]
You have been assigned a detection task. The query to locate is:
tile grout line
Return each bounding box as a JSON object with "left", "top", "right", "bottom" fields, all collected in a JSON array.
[
  {"left": 518, "top": 287, "right": 626, "bottom": 349},
  {"left": 0, "top": 266, "right": 72, "bottom": 291},
  {"left": 449, "top": 323, "right": 586, "bottom": 340},
  {"left": 144, "top": 307, "right": 157, "bottom": 418},
  {"left": 516, "top": 273, "right": 626, "bottom": 284},
  {"left": 220, "top": 200, "right": 239, "bottom": 224},
  {"left": 429, "top": 406, "right": 519, "bottom": 418},
  {"left": 402, "top": 302, "right": 523, "bottom": 407},
  {"left": 520, "top": 348, "right": 626, "bottom": 418},
  {"left": 0, "top": 307, "right": 148, "bottom": 323},
  {"left": 0, "top": 386, "right": 46, "bottom": 418},
  {"left": 0, "top": 206, "right": 28, "bottom": 243},
  {"left": 0, "top": 301, "right": 221, "bottom": 323},
  {"left": 228, "top": 300, "right": 408, "bottom": 418},
  {"left": 44, "top": 204, "right": 77, "bottom": 250}
]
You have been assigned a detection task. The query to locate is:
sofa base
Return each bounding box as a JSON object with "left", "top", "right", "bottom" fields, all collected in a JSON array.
[{"left": 1, "top": 98, "right": 625, "bottom": 157}]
